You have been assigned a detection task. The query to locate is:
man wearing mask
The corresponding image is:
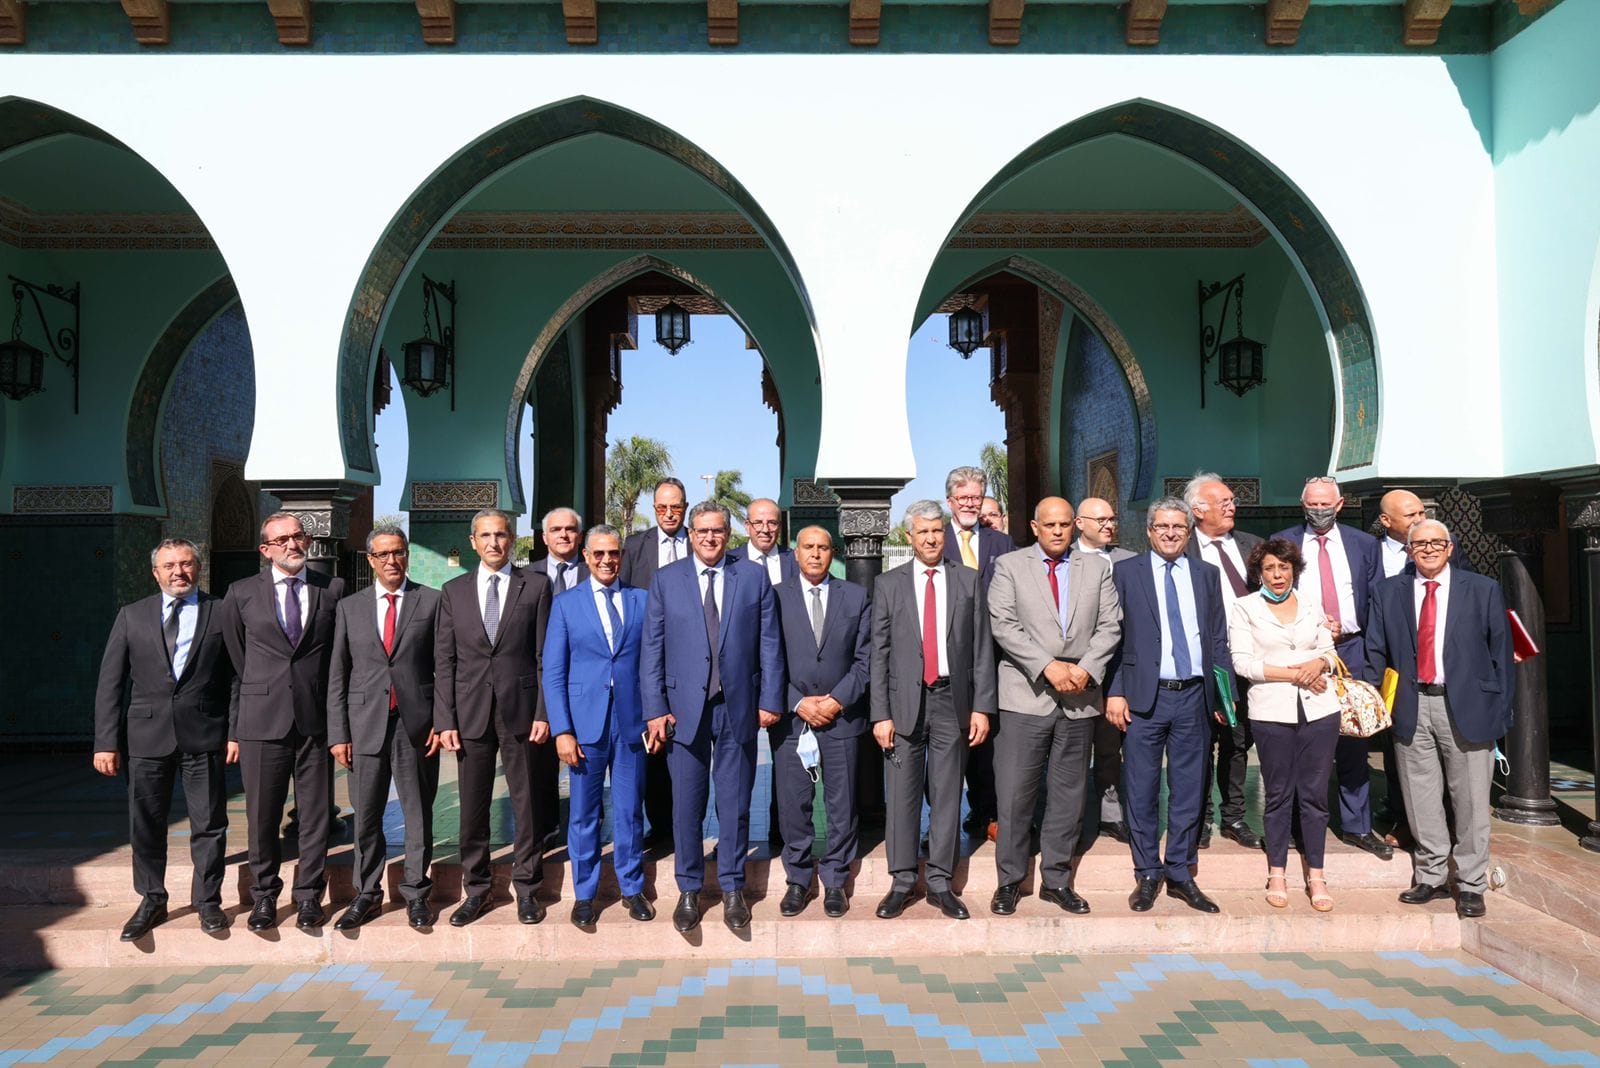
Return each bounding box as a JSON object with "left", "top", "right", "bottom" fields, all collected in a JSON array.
[
  {"left": 1073, "top": 497, "right": 1135, "bottom": 845},
  {"left": 1272, "top": 477, "right": 1391, "bottom": 860}
]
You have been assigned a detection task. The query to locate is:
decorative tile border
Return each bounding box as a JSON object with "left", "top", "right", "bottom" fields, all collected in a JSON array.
[
  {"left": 950, "top": 207, "right": 1268, "bottom": 250},
  {"left": 410, "top": 480, "right": 500, "bottom": 511},
  {"left": 0, "top": 197, "right": 215, "bottom": 251},
  {"left": 12, "top": 484, "right": 113, "bottom": 513},
  {"left": 1162, "top": 475, "right": 1261, "bottom": 505},
  {"left": 430, "top": 210, "right": 764, "bottom": 251}
]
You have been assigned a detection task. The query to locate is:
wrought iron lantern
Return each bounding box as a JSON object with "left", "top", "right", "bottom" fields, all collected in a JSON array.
[
  {"left": 401, "top": 274, "right": 456, "bottom": 410},
  {"left": 1, "top": 276, "right": 81, "bottom": 412},
  {"left": 655, "top": 300, "right": 691, "bottom": 355},
  {"left": 947, "top": 306, "right": 984, "bottom": 358},
  {"left": 1197, "top": 274, "right": 1266, "bottom": 406}
]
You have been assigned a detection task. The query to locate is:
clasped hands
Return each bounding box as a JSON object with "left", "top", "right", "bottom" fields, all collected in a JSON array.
[
  {"left": 1289, "top": 659, "right": 1330, "bottom": 693},
  {"left": 1042, "top": 660, "right": 1091, "bottom": 695}
]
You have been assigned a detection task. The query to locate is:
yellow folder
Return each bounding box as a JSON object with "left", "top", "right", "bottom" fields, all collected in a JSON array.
[{"left": 1379, "top": 668, "right": 1399, "bottom": 712}]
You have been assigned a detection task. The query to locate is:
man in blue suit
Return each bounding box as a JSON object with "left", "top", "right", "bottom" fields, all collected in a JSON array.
[
  {"left": 642, "top": 500, "right": 785, "bottom": 933},
  {"left": 1273, "top": 475, "right": 1392, "bottom": 860},
  {"left": 1364, "top": 520, "right": 1512, "bottom": 918},
  {"left": 770, "top": 526, "right": 872, "bottom": 919},
  {"left": 544, "top": 524, "right": 655, "bottom": 929},
  {"left": 1106, "top": 497, "right": 1234, "bottom": 915}
]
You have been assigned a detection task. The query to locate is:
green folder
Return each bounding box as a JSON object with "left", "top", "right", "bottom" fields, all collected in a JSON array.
[{"left": 1212, "top": 666, "right": 1238, "bottom": 727}]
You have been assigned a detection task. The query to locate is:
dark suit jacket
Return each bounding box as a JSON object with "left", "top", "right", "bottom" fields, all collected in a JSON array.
[
  {"left": 1106, "top": 552, "right": 1235, "bottom": 715},
  {"left": 771, "top": 575, "right": 872, "bottom": 743},
  {"left": 94, "top": 591, "right": 237, "bottom": 757},
  {"left": 433, "top": 566, "right": 552, "bottom": 739},
  {"left": 941, "top": 523, "right": 1015, "bottom": 588},
  {"left": 1270, "top": 522, "right": 1381, "bottom": 630},
  {"left": 869, "top": 561, "right": 997, "bottom": 735},
  {"left": 543, "top": 582, "right": 648, "bottom": 747},
  {"left": 221, "top": 568, "right": 345, "bottom": 741},
  {"left": 618, "top": 526, "right": 687, "bottom": 591},
  {"left": 1362, "top": 569, "right": 1513, "bottom": 745},
  {"left": 1184, "top": 529, "right": 1264, "bottom": 586},
  {"left": 735, "top": 546, "right": 799, "bottom": 585},
  {"left": 532, "top": 554, "right": 590, "bottom": 595},
  {"left": 640, "top": 556, "right": 785, "bottom": 744},
  {"left": 328, "top": 581, "right": 440, "bottom": 754}
]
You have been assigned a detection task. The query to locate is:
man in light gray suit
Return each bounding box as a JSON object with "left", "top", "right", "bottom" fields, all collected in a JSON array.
[
  {"left": 988, "top": 497, "right": 1121, "bottom": 916},
  {"left": 870, "top": 500, "right": 996, "bottom": 922},
  {"left": 327, "top": 525, "right": 442, "bottom": 932},
  {"left": 1074, "top": 497, "right": 1136, "bottom": 844}
]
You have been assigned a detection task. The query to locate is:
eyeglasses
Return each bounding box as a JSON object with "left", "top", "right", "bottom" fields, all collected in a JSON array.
[
  {"left": 1079, "top": 515, "right": 1117, "bottom": 526},
  {"left": 654, "top": 503, "right": 686, "bottom": 513},
  {"left": 692, "top": 527, "right": 728, "bottom": 539},
  {"left": 747, "top": 520, "right": 780, "bottom": 529},
  {"left": 1149, "top": 523, "right": 1188, "bottom": 534},
  {"left": 587, "top": 549, "right": 621, "bottom": 559},
  {"left": 950, "top": 494, "right": 983, "bottom": 505},
  {"left": 367, "top": 549, "right": 408, "bottom": 562},
  {"left": 262, "top": 533, "right": 308, "bottom": 547},
  {"left": 1409, "top": 539, "right": 1451, "bottom": 552}
]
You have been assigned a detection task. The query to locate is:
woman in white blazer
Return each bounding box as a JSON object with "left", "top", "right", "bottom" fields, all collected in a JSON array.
[{"left": 1228, "top": 537, "right": 1340, "bottom": 912}]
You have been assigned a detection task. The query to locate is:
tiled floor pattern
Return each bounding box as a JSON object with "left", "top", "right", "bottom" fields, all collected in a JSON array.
[{"left": 2, "top": 951, "right": 1597, "bottom": 1067}]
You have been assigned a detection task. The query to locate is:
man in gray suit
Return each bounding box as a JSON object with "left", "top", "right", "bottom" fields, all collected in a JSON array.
[
  {"left": 94, "top": 537, "right": 238, "bottom": 940},
  {"left": 327, "top": 525, "right": 441, "bottom": 931},
  {"left": 870, "top": 500, "right": 996, "bottom": 922},
  {"left": 221, "top": 511, "right": 346, "bottom": 933},
  {"left": 988, "top": 498, "right": 1121, "bottom": 916},
  {"left": 1073, "top": 497, "right": 1135, "bottom": 844}
]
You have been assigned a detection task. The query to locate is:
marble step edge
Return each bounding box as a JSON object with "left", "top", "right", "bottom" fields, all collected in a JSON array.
[
  {"left": 1482, "top": 833, "right": 1600, "bottom": 933},
  {"left": 1460, "top": 896, "right": 1600, "bottom": 1025}
]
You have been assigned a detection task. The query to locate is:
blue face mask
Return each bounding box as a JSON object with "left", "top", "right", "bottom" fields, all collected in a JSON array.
[{"left": 797, "top": 723, "right": 821, "bottom": 783}]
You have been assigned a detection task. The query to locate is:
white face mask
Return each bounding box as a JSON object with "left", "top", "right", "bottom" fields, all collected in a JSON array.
[{"left": 796, "top": 723, "right": 821, "bottom": 783}]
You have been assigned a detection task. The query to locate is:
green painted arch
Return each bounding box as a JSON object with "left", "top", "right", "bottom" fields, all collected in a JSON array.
[
  {"left": 942, "top": 99, "right": 1379, "bottom": 473},
  {"left": 0, "top": 96, "right": 122, "bottom": 159},
  {"left": 338, "top": 96, "right": 819, "bottom": 479}
]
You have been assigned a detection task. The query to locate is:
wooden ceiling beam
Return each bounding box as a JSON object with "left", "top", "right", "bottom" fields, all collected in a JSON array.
[
  {"left": 266, "top": 0, "right": 311, "bottom": 45},
  {"left": 1517, "top": 0, "right": 1554, "bottom": 13},
  {"left": 848, "top": 0, "right": 880, "bottom": 46},
  {"left": 1124, "top": 0, "right": 1166, "bottom": 47},
  {"left": 1264, "top": 0, "right": 1309, "bottom": 46},
  {"left": 1402, "top": 0, "right": 1452, "bottom": 46},
  {"left": 416, "top": 0, "right": 456, "bottom": 44},
  {"left": 988, "top": 0, "right": 1023, "bottom": 46},
  {"left": 562, "top": 0, "right": 597, "bottom": 44},
  {"left": 0, "top": 0, "right": 24, "bottom": 45},
  {"left": 707, "top": 0, "right": 738, "bottom": 45},
  {"left": 120, "top": 0, "right": 169, "bottom": 44}
]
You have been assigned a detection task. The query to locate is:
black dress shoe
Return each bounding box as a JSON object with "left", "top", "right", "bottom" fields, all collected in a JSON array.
[
  {"left": 1166, "top": 880, "right": 1221, "bottom": 914},
  {"left": 1197, "top": 825, "right": 1213, "bottom": 850},
  {"left": 1099, "top": 821, "right": 1131, "bottom": 845},
  {"left": 823, "top": 888, "right": 848, "bottom": 917},
  {"left": 1339, "top": 830, "right": 1395, "bottom": 860},
  {"left": 120, "top": 899, "right": 167, "bottom": 941},
  {"left": 449, "top": 895, "right": 489, "bottom": 927},
  {"left": 197, "top": 905, "right": 227, "bottom": 933},
  {"left": 927, "top": 889, "right": 969, "bottom": 920},
  {"left": 296, "top": 901, "right": 325, "bottom": 930},
  {"left": 990, "top": 883, "right": 1022, "bottom": 916},
  {"left": 779, "top": 883, "right": 812, "bottom": 917},
  {"left": 334, "top": 898, "right": 379, "bottom": 931},
  {"left": 407, "top": 900, "right": 434, "bottom": 929},
  {"left": 571, "top": 899, "right": 597, "bottom": 928},
  {"left": 1221, "top": 822, "right": 1265, "bottom": 850},
  {"left": 1456, "top": 891, "right": 1487, "bottom": 918},
  {"left": 875, "top": 887, "right": 914, "bottom": 919},
  {"left": 673, "top": 892, "right": 702, "bottom": 933},
  {"left": 1129, "top": 877, "right": 1162, "bottom": 912},
  {"left": 622, "top": 893, "right": 655, "bottom": 922},
  {"left": 518, "top": 894, "right": 545, "bottom": 925},
  {"left": 1398, "top": 882, "right": 1450, "bottom": 905},
  {"left": 723, "top": 890, "right": 751, "bottom": 930},
  {"left": 1039, "top": 885, "right": 1091, "bottom": 915},
  {"left": 247, "top": 898, "right": 278, "bottom": 931}
]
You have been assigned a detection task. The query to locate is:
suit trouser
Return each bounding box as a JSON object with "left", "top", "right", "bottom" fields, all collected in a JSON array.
[
  {"left": 350, "top": 714, "right": 439, "bottom": 904},
  {"left": 567, "top": 703, "right": 647, "bottom": 901},
  {"left": 1253, "top": 706, "right": 1339, "bottom": 869},
  {"left": 885, "top": 683, "right": 967, "bottom": 894},
  {"left": 644, "top": 750, "right": 674, "bottom": 840},
  {"left": 1396, "top": 692, "right": 1494, "bottom": 893},
  {"left": 667, "top": 696, "right": 757, "bottom": 893},
  {"left": 964, "top": 736, "right": 997, "bottom": 823},
  {"left": 1202, "top": 680, "right": 1253, "bottom": 829},
  {"left": 1374, "top": 727, "right": 1408, "bottom": 826},
  {"left": 1092, "top": 714, "right": 1125, "bottom": 824},
  {"left": 994, "top": 709, "right": 1094, "bottom": 889},
  {"left": 456, "top": 701, "right": 546, "bottom": 897},
  {"left": 1122, "top": 684, "right": 1208, "bottom": 882},
  {"left": 1331, "top": 634, "right": 1374, "bottom": 835},
  {"left": 773, "top": 724, "right": 861, "bottom": 890},
  {"left": 239, "top": 729, "right": 329, "bottom": 904},
  {"left": 128, "top": 750, "right": 228, "bottom": 907}
]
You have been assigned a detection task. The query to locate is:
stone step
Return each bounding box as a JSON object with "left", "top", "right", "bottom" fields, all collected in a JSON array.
[
  {"left": 1481, "top": 831, "right": 1600, "bottom": 933},
  {"left": 1461, "top": 897, "right": 1600, "bottom": 1024},
  {"left": 0, "top": 887, "right": 1463, "bottom": 969},
  {"left": 0, "top": 835, "right": 1413, "bottom": 909}
]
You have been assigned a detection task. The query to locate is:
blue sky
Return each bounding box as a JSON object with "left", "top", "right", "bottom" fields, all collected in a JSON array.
[{"left": 373, "top": 313, "right": 1005, "bottom": 532}]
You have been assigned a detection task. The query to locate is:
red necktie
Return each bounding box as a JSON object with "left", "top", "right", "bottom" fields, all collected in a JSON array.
[
  {"left": 1316, "top": 535, "right": 1341, "bottom": 630},
  {"left": 922, "top": 568, "right": 939, "bottom": 686},
  {"left": 1417, "top": 580, "right": 1439, "bottom": 684},
  {"left": 383, "top": 593, "right": 398, "bottom": 710},
  {"left": 1047, "top": 557, "right": 1061, "bottom": 611}
]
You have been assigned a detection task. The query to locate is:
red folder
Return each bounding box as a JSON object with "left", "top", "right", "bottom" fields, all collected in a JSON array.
[{"left": 1507, "top": 609, "right": 1539, "bottom": 663}]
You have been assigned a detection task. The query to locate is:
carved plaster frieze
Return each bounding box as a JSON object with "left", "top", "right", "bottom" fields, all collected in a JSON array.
[
  {"left": 431, "top": 211, "right": 765, "bottom": 251},
  {"left": 13, "top": 484, "right": 113, "bottom": 514},
  {"left": 1161, "top": 476, "right": 1260, "bottom": 506},
  {"left": 950, "top": 207, "right": 1268, "bottom": 251},
  {"left": 0, "top": 197, "right": 214, "bottom": 250},
  {"left": 410, "top": 480, "right": 500, "bottom": 511},
  {"left": 791, "top": 479, "right": 842, "bottom": 508},
  {"left": 840, "top": 507, "right": 891, "bottom": 538}
]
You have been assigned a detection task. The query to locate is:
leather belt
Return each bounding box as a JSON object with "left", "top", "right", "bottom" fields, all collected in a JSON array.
[
  {"left": 1416, "top": 683, "right": 1447, "bottom": 697},
  {"left": 1157, "top": 677, "right": 1202, "bottom": 692},
  {"left": 923, "top": 676, "right": 951, "bottom": 692}
]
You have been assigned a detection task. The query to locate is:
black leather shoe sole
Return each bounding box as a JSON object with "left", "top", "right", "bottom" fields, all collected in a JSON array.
[
  {"left": 823, "top": 889, "right": 848, "bottom": 917},
  {"left": 1039, "top": 886, "right": 1090, "bottom": 914},
  {"left": 1398, "top": 883, "right": 1450, "bottom": 905},
  {"left": 120, "top": 905, "right": 167, "bottom": 942},
  {"left": 875, "top": 889, "right": 913, "bottom": 919}
]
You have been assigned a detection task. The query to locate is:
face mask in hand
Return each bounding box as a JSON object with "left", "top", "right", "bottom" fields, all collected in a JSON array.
[
  {"left": 1303, "top": 505, "right": 1339, "bottom": 533},
  {"left": 797, "top": 723, "right": 821, "bottom": 783}
]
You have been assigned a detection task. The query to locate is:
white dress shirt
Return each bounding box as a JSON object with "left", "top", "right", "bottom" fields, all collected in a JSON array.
[
  {"left": 911, "top": 561, "right": 950, "bottom": 677},
  {"left": 1412, "top": 565, "right": 1453, "bottom": 684},
  {"left": 1194, "top": 530, "right": 1249, "bottom": 614},
  {"left": 545, "top": 555, "right": 582, "bottom": 592},
  {"left": 697, "top": 558, "right": 726, "bottom": 616},
  {"left": 271, "top": 565, "right": 311, "bottom": 634},
  {"left": 590, "top": 577, "right": 623, "bottom": 652},
  {"left": 745, "top": 547, "right": 784, "bottom": 586},
  {"left": 373, "top": 582, "right": 405, "bottom": 640},
  {"left": 162, "top": 591, "right": 199, "bottom": 677},
  {"left": 800, "top": 572, "right": 829, "bottom": 621},
  {"left": 656, "top": 529, "right": 688, "bottom": 569},
  {"left": 1382, "top": 536, "right": 1409, "bottom": 578},
  {"left": 1149, "top": 552, "right": 1204, "bottom": 680},
  {"left": 475, "top": 562, "right": 514, "bottom": 621},
  {"left": 1299, "top": 525, "right": 1361, "bottom": 633}
]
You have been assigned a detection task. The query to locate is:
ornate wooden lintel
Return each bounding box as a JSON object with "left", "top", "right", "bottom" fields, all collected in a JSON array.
[
  {"left": 1402, "top": 0, "right": 1452, "bottom": 47},
  {"left": 0, "top": 0, "right": 24, "bottom": 45},
  {"left": 416, "top": 0, "right": 456, "bottom": 45},
  {"left": 120, "top": 0, "right": 169, "bottom": 44},
  {"left": 988, "top": 0, "right": 1023, "bottom": 46},
  {"left": 1517, "top": 0, "right": 1554, "bottom": 13},
  {"left": 266, "top": 0, "right": 311, "bottom": 45},
  {"left": 562, "top": 0, "right": 597, "bottom": 44},
  {"left": 1264, "top": 0, "right": 1309, "bottom": 46},
  {"left": 707, "top": 0, "right": 737, "bottom": 45},
  {"left": 1124, "top": 0, "right": 1166, "bottom": 47},
  {"left": 848, "top": 0, "right": 880, "bottom": 45}
]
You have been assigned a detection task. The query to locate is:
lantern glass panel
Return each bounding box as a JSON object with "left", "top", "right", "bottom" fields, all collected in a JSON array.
[
  {"left": 0, "top": 338, "right": 45, "bottom": 400},
  {"left": 948, "top": 308, "right": 984, "bottom": 357},
  {"left": 656, "top": 302, "right": 691, "bottom": 355},
  {"left": 402, "top": 337, "right": 447, "bottom": 396},
  {"left": 1217, "top": 336, "right": 1265, "bottom": 397}
]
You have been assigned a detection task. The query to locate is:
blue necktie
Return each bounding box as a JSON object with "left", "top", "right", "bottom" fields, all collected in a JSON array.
[
  {"left": 1164, "top": 561, "right": 1193, "bottom": 679},
  {"left": 603, "top": 586, "right": 623, "bottom": 652}
]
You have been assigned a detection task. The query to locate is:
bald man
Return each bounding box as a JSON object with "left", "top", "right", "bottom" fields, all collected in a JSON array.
[
  {"left": 1073, "top": 497, "right": 1135, "bottom": 844},
  {"left": 740, "top": 498, "right": 797, "bottom": 586}
]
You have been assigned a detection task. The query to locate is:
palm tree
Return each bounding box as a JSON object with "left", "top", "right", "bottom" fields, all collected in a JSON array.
[
  {"left": 604, "top": 436, "right": 674, "bottom": 532},
  {"left": 980, "top": 441, "right": 1008, "bottom": 513},
  {"left": 708, "top": 469, "right": 753, "bottom": 525}
]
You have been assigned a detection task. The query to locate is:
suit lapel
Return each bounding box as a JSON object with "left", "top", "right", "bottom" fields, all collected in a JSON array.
[
  {"left": 717, "top": 562, "right": 738, "bottom": 653},
  {"left": 1063, "top": 553, "right": 1087, "bottom": 636},
  {"left": 1141, "top": 555, "right": 1160, "bottom": 624},
  {"left": 494, "top": 569, "right": 525, "bottom": 646},
  {"left": 176, "top": 596, "right": 212, "bottom": 683},
  {"left": 818, "top": 578, "right": 842, "bottom": 651},
  {"left": 577, "top": 582, "right": 613, "bottom": 657},
  {"left": 388, "top": 582, "right": 419, "bottom": 655}
]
